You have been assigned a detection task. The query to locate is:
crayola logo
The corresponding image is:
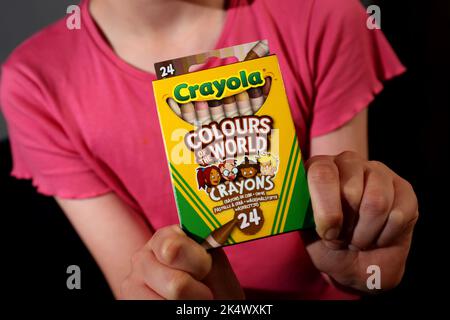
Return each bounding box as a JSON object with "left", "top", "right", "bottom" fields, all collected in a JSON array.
[{"left": 173, "top": 69, "right": 265, "bottom": 103}]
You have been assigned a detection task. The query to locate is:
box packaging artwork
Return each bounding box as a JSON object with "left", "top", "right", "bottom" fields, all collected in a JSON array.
[{"left": 152, "top": 41, "right": 313, "bottom": 249}]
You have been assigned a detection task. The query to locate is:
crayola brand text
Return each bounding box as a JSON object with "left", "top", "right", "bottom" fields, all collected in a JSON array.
[{"left": 173, "top": 70, "right": 265, "bottom": 103}]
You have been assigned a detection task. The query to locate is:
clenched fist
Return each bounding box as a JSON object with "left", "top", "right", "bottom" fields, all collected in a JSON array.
[
  {"left": 305, "top": 151, "right": 419, "bottom": 292},
  {"left": 119, "top": 225, "right": 244, "bottom": 299}
]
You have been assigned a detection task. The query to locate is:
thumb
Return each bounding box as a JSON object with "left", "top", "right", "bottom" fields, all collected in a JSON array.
[{"left": 203, "top": 248, "right": 245, "bottom": 299}]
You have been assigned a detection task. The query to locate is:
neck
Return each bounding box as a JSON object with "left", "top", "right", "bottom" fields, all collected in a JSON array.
[
  {"left": 89, "top": 0, "right": 227, "bottom": 73},
  {"left": 90, "top": 0, "right": 225, "bottom": 37}
]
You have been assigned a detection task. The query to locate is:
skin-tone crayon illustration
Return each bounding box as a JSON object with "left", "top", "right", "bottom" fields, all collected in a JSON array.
[
  {"left": 222, "top": 96, "right": 239, "bottom": 118},
  {"left": 208, "top": 100, "right": 225, "bottom": 123},
  {"left": 194, "top": 101, "right": 212, "bottom": 125},
  {"left": 218, "top": 159, "right": 238, "bottom": 183},
  {"left": 202, "top": 218, "right": 237, "bottom": 250},
  {"left": 256, "top": 153, "right": 278, "bottom": 176},
  {"left": 197, "top": 166, "right": 222, "bottom": 192},
  {"left": 237, "top": 157, "right": 260, "bottom": 180},
  {"left": 244, "top": 40, "right": 269, "bottom": 60}
]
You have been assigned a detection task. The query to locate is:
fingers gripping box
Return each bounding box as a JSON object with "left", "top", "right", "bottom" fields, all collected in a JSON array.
[{"left": 152, "top": 41, "right": 313, "bottom": 249}]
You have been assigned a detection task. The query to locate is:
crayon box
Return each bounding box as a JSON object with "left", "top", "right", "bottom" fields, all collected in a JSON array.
[{"left": 152, "top": 41, "right": 313, "bottom": 249}]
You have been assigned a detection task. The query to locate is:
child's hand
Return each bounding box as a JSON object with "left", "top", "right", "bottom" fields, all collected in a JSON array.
[
  {"left": 119, "top": 225, "right": 244, "bottom": 299},
  {"left": 304, "top": 151, "right": 419, "bottom": 292}
]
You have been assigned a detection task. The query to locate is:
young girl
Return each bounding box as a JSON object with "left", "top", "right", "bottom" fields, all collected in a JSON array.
[{"left": 0, "top": 0, "right": 418, "bottom": 299}]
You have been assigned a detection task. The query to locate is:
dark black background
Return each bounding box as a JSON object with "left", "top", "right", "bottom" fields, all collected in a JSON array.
[{"left": 1, "top": 0, "right": 449, "bottom": 303}]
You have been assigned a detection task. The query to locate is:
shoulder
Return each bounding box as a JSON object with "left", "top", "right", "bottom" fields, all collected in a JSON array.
[
  {"left": 2, "top": 17, "right": 85, "bottom": 84},
  {"left": 311, "top": 0, "right": 366, "bottom": 13},
  {"left": 249, "top": 0, "right": 314, "bottom": 19},
  {"left": 309, "top": 0, "right": 367, "bottom": 28},
  {"left": 1, "top": 17, "right": 89, "bottom": 114},
  {"left": 245, "top": 0, "right": 367, "bottom": 44},
  {"left": 251, "top": 0, "right": 366, "bottom": 24}
]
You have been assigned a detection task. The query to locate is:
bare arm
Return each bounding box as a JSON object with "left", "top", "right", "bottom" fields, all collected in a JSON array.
[
  {"left": 310, "top": 109, "right": 368, "bottom": 158},
  {"left": 55, "top": 108, "right": 369, "bottom": 298},
  {"left": 56, "top": 193, "right": 152, "bottom": 297}
]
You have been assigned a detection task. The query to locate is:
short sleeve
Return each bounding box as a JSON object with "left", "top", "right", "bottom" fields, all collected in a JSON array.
[
  {"left": 0, "top": 64, "right": 111, "bottom": 198},
  {"left": 308, "top": 0, "right": 406, "bottom": 137}
]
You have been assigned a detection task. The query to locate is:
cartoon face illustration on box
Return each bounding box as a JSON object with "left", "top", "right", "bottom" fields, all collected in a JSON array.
[
  {"left": 197, "top": 155, "right": 277, "bottom": 188},
  {"left": 196, "top": 155, "right": 278, "bottom": 189},
  {"left": 219, "top": 159, "right": 238, "bottom": 182},
  {"left": 195, "top": 146, "right": 279, "bottom": 236}
]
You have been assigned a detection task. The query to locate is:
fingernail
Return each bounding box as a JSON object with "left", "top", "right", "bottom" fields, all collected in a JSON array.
[
  {"left": 348, "top": 244, "right": 360, "bottom": 251},
  {"left": 324, "top": 228, "right": 340, "bottom": 241}
]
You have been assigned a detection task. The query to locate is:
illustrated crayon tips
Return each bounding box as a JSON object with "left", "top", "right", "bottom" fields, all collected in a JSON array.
[
  {"left": 222, "top": 96, "right": 240, "bottom": 118},
  {"left": 248, "top": 87, "right": 264, "bottom": 113},
  {"left": 244, "top": 41, "right": 270, "bottom": 61},
  {"left": 194, "top": 101, "right": 212, "bottom": 126},
  {"left": 180, "top": 102, "right": 197, "bottom": 125},
  {"left": 166, "top": 98, "right": 181, "bottom": 117},
  {"left": 202, "top": 218, "right": 237, "bottom": 250},
  {"left": 262, "top": 77, "right": 271, "bottom": 100},
  {"left": 235, "top": 91, "right": 253, "bottom": 116},
  {"left": 208, "top": 100, "right": 226, "bottom": 123}
]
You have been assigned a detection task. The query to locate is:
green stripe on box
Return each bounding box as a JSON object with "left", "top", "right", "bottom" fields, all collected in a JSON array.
[
  {"left": 170, "top": 164, "right": 236, "bottom": 244},
  {"left": 170, "top": 164, "right": 220, "bottom": 227},
  {"left": 172, "top": 173, "right": 217, "bottom": 229},
  {"left": 173, "top": 186, "right": 211, "bottom": 242},
  {"left": 271, "top": 135, "right": 298, "bottom": 235},
  {"left": 276, "top": 145, "right": 300, "bottom": 234},
  {"left": 282, "top": 160, "right": 315, "bottom": 232}
]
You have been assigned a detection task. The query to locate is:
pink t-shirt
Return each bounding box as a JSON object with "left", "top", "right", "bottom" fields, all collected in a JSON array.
[{"left": 0, "top": 0, "right": 405, "bottom": 299}]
